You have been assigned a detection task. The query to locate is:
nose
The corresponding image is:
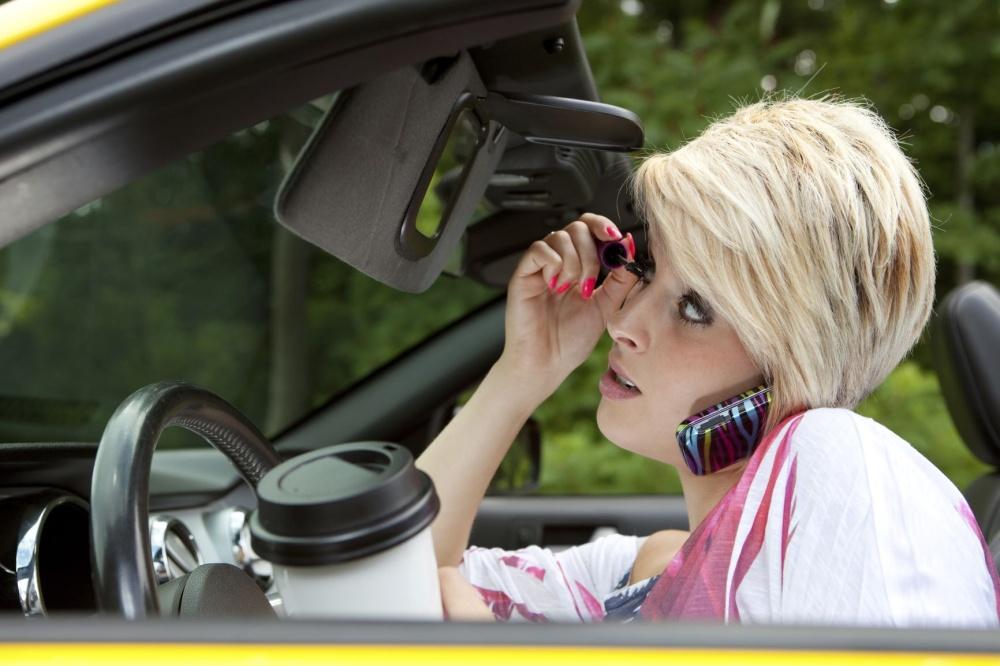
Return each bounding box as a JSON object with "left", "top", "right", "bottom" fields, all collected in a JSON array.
[{"left": 605, "top": 282, "right": 649, "bottom": 352}]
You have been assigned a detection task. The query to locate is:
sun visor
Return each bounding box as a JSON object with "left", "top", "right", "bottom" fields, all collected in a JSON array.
[{"left": 274, "top": 51, "right": 505, "bottom": 293}]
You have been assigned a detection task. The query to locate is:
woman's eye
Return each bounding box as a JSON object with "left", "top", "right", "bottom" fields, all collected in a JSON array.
[
  {"left": 632, "top": 260, "right": 712, "bottom": 327},
  {"left": 678, "top": 293, "right": 713, "bottom": 326}
]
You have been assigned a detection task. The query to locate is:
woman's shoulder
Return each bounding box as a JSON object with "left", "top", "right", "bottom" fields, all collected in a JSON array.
[
  {"left": 787, "top": 407, "right": 962, "bottom": 499},
  {"left": 764, "top": 407, "right": 976, "bottom": 556},
  {"left": 764, "top": 408, "right": 1000, "bottom": 626},
  {"left": 792, "top": 405, "right": 887, "bottom": 445}
]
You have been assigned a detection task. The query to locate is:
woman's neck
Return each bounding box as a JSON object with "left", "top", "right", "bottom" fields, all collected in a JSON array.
[{"left": 677, "top": 459, "right": 749, "bottom": 531}]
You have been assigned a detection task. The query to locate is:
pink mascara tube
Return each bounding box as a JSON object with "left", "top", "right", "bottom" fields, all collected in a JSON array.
[{"left": 596, "top": 238, "right": 630, "bottom": 271}]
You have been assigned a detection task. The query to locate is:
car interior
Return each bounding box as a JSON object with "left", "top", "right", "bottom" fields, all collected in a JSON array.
[{"left": 0, "top": 0, "right": 998, "bottom": 653}]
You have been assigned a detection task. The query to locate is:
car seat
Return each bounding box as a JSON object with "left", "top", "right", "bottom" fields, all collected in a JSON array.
[{"left": 932, "top": 280, "right": 1000, "bottom": 567}]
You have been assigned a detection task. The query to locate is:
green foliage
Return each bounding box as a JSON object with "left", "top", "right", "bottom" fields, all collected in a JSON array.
[
  {"left": 0, "top": 0, "right": 995, "bottom": 499},
  {"left": 0, "top": 103, "right": 499, "bottom": 447},
  {"left": 533, "top": 337, "right": 682, "bottom": 495}
]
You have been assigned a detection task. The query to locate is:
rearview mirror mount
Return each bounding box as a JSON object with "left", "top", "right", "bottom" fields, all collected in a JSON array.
[{"left": 275, "top": 52, "right": 644, "bottom": 294}]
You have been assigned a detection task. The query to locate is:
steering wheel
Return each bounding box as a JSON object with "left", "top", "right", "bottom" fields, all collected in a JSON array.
[{"left": 89, "top": 381, "right": 282, "bottom": 618}]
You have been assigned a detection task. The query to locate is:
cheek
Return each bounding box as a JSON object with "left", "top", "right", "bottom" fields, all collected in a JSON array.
[
  {"left": 652, "top": 321, "right": 761, "bottom": 407},
  {"left": 596, "top": 400, "right": 678, "bottom": 465},
  {"left": 596, "top": 326, "right": 760, "bottom": 466}
]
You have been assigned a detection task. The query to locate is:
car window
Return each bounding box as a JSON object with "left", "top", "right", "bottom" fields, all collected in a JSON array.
[
  {"left": 0, "top": 93, "right": 500, "bottom": 447},
  {"left": 469, "top": 334, "right": 683, "bottom": 496},
  {"left": 530, "top": 336, "right": 683, "bottom": 494}
]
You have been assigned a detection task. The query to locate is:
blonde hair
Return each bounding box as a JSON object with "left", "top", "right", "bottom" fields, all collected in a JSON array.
[{"left": 630, "top": 95, "right": 936, "bottom": 436}]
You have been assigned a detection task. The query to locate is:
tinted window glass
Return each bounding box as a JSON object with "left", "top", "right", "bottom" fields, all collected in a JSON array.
[{"left": 0, "top": 95, "right": 499, "bottom": 446}]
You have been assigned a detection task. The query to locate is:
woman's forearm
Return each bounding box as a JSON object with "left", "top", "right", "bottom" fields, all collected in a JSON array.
[
  {"left": 438, "top": 566, "right": 496, "bottom": 621},
  {"left": 415, "top": 358, "right": 544, "bottom": 567}
]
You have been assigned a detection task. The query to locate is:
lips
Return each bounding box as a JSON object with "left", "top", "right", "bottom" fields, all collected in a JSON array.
[
  {"left": 608, "top": 358, "right": 640, "bottom": 392},
  {"left": 598, "top": 359, "right": 642, "bottom": 400}
]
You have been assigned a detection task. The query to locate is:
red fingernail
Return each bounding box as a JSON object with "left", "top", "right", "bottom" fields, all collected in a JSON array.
[
  {"left": 556, "top": 280, "right": 572, "bottom": 294},
  {"left": 548, "top": 274, "right": 559, "bottom": 291},
  {"left": 625, "top": 233, "right": 636, "bottom": 260},
  {"left": 606, "top": 225, "right": 622, "bottom": 240},
  {"left": 581, "top": 277, "right": 596, "bottom": 299}
]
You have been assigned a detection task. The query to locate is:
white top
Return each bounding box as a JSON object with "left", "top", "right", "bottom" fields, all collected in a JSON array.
[{"left": 457, "top": 407, "right": 1000, "bottom": 627}]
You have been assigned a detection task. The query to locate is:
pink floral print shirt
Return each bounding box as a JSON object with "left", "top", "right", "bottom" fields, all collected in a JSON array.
[{"left": 457, "top": 408, "right": 1000, "bottom": 627}]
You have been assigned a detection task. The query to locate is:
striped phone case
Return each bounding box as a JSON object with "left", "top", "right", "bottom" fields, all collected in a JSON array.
[{"left": 675, "top": 385, "right": 772, "bottom": 475}]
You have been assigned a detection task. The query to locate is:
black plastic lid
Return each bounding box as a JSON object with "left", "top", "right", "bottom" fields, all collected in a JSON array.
[{"left": 248, "top": 442, "right": 439, "bottom": 566}]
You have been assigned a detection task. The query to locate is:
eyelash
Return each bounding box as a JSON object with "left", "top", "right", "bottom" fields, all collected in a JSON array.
[{"left": 631, "top": 258, "right": 714, "bottom": 327}]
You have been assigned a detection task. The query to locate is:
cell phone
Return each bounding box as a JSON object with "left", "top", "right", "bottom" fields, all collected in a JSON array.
[{"left": 675, "top": 384, "right": 772, "bottom": 476}]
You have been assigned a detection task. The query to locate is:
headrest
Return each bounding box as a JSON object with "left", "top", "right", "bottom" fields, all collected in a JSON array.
[{"left": 932, "top": 281, "right": 1000, "bottom": 466}]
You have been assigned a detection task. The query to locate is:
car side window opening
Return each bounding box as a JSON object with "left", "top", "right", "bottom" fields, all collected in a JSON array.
[
  {"left": 0, "top": 93, "right": 499, "bottom": 447},
  {"left": 470, "top": 333, "right": 683, "bottom": 496}
]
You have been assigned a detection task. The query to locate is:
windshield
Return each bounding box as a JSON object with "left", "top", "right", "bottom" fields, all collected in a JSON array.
[{"left": 0, "top": 94, "right": 499, "bottom": 447}]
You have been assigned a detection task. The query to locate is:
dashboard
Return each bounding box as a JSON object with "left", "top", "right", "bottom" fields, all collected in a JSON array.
[
  {"left": 0, "top": 446, "right": 277, "bottom": 617},
  {"left": 0, "top": 442, "right": 624, "bottom": 617}
]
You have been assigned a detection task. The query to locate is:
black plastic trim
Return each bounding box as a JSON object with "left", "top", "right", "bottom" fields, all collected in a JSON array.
[
  {"left": 0, "top": 0, "right": 579, "bottom": 248},
  {"left": 933, "top": 281, "right": 1000, "bottom": 466},
  {"left": 0, "top": 0, "right": 274, "bottom": 105},
  {"left": 470, "top": 495, "right": 689, "bottom": 551}
]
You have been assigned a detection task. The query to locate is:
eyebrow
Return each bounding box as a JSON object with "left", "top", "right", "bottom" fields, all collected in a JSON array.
[
  {"left": 687, "top": 289, "right": 712, "bottom": 310},
  {"left": 642, "top": 253, "right": 694, "bottom": 297}
]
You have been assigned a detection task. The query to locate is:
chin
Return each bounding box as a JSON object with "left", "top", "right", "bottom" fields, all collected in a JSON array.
[
  {"left": 596, "top": 405, "right": 675, "bottom": 466},
  {"left": 594, "top": 398, "right": 620, "bottom": 438}
]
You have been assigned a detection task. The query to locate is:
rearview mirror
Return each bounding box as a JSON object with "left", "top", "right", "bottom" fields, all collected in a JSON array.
[{"left": 483, "top": 91, "right": 643, "bottom": 152}]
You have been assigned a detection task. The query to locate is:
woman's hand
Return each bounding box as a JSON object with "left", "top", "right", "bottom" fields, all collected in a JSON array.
[
  {"left": 498, "top": 212, "right": 639, "bottom": 397},
  {"left": 438, "top": 566, "right": 496, "bottom": 621}
]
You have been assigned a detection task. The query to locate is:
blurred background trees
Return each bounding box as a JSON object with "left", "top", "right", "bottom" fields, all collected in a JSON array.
[{"left": 0, "top": 0, "right": 994, "bottom": 493}]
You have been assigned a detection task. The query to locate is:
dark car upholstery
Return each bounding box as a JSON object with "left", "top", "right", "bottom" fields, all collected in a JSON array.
[{"left": 932, "top": 281, "right": 1000, "bottom": 567}]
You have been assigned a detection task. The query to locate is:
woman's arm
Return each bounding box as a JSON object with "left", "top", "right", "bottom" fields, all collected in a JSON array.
[
  {"left": 416, "top": 214, "right": 634, "bottom": 570},
  {"left": 438, "top": 566, "right": 496, "bottom": 621},
  {"left": 415, "top": 357, "right": 545, "bottom": 568}
]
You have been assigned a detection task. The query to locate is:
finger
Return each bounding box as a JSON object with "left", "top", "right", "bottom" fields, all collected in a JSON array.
[
  {"left": 511, "top": 238, "right": 565, "bottom": 295},
  {"left": 564, "top": 220, "right": 601, "bottom": 299},
  {"left": 578, "top": 211, "right": 625, "bottom": 242},
  {"left": 544, "top": 229, "right": 581, "bottom": 294},
  {"left": 593, "top": 242, "right": 639, "bottom": 317},
  {"left": 624, "top": 231, "right": 637, "bottom": 261}
]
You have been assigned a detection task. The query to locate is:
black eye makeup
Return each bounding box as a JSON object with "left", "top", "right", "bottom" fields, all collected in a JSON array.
[
  {"left": 625, "top": 256, "right": 714, "bottom": 327},
  {"left": 678, "top": 290, "right": 713, "bottom": 327}
]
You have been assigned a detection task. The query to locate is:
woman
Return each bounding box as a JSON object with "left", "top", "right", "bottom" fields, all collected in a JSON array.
[{"left": 415, "top": 96, "right": 1000, "bottom": 627}]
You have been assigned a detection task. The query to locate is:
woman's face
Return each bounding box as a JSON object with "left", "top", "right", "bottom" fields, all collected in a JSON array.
[{"left": 596, "top": 237, "right": 764, "bottom": 470}]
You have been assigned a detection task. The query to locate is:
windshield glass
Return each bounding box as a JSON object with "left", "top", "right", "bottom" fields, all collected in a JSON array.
[{"left": 0, "top": 94, "right": 499, "bottom": 446}]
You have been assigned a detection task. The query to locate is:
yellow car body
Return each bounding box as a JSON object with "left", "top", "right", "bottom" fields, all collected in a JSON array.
[{"left": 0, "top": 1, "right": 996, "bottom": 664}]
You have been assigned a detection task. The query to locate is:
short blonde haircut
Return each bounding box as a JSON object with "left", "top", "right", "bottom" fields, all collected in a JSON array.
[{"left": 631, "top": 95, "right": 936, "bottom": 436}]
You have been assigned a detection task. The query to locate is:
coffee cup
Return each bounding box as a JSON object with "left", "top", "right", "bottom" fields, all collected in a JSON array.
[{"left": 249, "top": 442, "right": 442, "bottom": 620}]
